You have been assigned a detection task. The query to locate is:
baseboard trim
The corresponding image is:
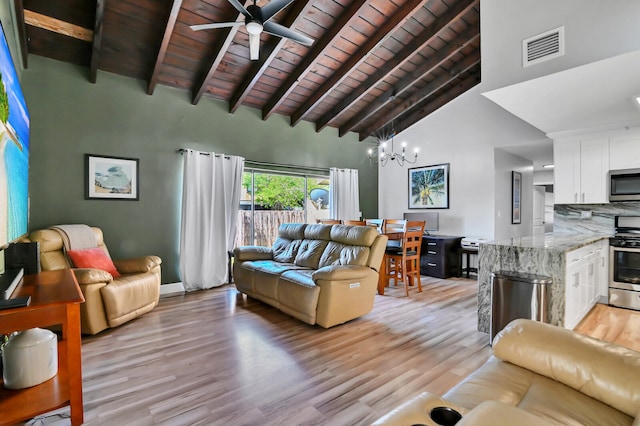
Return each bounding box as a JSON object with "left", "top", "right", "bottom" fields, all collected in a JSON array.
[{"left": 160, "top": 282, "right": 185, "bottom": 297}]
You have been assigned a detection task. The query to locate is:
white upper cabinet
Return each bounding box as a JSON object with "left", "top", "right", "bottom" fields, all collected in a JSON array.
[
  {"left": 610, "top": 136, "right": 640, "bottom": 171},
  {"left": 554, "top": 138, "right": 609, "bottom": 204}
]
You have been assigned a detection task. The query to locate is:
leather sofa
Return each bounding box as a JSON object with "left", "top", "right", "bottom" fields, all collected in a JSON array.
[
  {"left": 233, "top": 223, "right": 387, "bottom": 328},
  {"left": 24, "top": 227, "right": 162, "bottom": 335},
  {"left": 373, "top": 319, "right": 640, "bottom": 426}
]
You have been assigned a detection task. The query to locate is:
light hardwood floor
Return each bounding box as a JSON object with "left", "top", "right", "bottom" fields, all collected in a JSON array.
[{"left": 28, "top": 277, "right": 640, "bottom": 425}]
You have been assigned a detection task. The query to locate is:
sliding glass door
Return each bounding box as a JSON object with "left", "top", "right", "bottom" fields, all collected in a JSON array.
[{"left": 236, "top": 170, "right": 330, "bottom": 247}]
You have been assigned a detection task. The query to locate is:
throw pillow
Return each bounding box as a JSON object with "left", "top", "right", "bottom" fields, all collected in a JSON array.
[{"left": 67, "top": 247, "right": 121, "bottom": 278}]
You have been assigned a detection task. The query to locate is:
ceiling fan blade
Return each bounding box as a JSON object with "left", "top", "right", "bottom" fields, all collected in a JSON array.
[
  {"left": 249, "top": 32, "right": 260, "bottom": 61},
  {"left": 190, "top": 22, "right": 243, "bottom": 31},
  {"left": 263, "top": 21, "right": 313, "bottom": 46},
  {"left": 227, "top": 0, "right": 252, "bottom": 19},
  {"left": 261, "top": 0, "right": 295, "bottom": 22}
]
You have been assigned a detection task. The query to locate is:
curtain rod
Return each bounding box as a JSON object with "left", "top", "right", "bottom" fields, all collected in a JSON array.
[
  {"left": 177, "top": 149, "right": 230, "bottom": 159},
  {"left": 177, "top": 149, "right": 329, "bottom": 173}
]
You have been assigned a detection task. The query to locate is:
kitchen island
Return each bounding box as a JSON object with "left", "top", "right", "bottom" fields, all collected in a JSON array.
[{"left": 478, "top": 233, "right": 610, "bottom": 334}]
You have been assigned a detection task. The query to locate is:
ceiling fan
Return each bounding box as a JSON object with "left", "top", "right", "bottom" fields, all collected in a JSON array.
[{"left": 190, "top": 0, "right": 314, "bottom": 61}]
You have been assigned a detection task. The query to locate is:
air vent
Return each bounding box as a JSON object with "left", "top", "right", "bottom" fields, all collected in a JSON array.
[{"left": 523, "top": 27, "right": 564, "bottom": 67}]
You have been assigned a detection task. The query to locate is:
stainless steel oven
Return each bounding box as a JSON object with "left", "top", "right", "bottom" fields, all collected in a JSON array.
[{"left": 609, "top": 216, "right": 640, "bottom": 310}]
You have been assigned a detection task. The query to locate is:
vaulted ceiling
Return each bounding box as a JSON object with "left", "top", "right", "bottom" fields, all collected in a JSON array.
[{"left": 14, "top": 0, "right": 480, "bottom": 142}]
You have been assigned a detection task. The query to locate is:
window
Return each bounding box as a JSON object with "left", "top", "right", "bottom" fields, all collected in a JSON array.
[{"left": 236, "top": 169, "right": 330, "bottom": 247}]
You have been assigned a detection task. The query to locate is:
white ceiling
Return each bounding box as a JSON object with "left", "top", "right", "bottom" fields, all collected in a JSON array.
[{"left": 483, "top": 48, "right": 640, "bottom": 171}]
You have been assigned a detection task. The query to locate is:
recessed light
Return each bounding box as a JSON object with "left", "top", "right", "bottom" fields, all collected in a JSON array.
[
  {"left": 542, "top": 164, "right": 554, "bottom": 169},
  {"left": 636, "top": 96, "right": 640, "bottom": 105}
]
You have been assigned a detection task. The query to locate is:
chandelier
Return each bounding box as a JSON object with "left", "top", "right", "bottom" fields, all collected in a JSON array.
[{"left": 368, "top": 95, "right": 418, "bottom": 166}]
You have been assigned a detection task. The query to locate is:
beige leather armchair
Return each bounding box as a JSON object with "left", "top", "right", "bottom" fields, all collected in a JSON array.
[{"left": 24, "top": 227, "right": 162, "bottom": 335}]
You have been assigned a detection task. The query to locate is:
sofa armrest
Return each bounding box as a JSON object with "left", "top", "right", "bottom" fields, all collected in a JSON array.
[
  {"left": 73, "top": 268, "right": 113, "bottom": 285},
  {"left": 312, "top": 265, "right": 372, "bottom": 281},
  {"left": 234, "top": 246, "right": 273, "bottom": 261},
  {"left": 113, "top": 255, "right": 162, "bottom": 274},
  {"left": 458, "top": 401, "right": 555, "bottom": 426}
]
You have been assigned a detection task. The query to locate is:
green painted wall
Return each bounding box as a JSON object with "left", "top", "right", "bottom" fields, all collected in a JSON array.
[{"left": 21, "top": 56, "right": 378, "bottom": 283}]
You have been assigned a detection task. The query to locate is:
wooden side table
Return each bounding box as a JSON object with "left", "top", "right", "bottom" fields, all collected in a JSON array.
[{"left": 0, "top": 269, "right": 85, "bottom": 425}]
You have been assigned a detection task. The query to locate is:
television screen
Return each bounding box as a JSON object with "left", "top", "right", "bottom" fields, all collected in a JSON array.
[{"left": 0, "top": 22, "right": 30, "bottom": 248}]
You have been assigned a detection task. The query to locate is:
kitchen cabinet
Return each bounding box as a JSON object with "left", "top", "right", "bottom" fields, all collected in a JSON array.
[
  {"left": 564, "top": 241, "right": 605, "bottom": 329},
  {"left": 421, "top": 235, "right": 462, "bottom": 279},
  {"left": 554, "top": 138, "right": 609, "bottom": 204},
  {"left": 610, "top": 135, "right": 640, "bottom": 170}
]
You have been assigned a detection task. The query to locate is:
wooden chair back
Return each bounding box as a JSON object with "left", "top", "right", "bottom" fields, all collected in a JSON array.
[
  {"left": 344, "top": 220, "right": 367, "bottom": 226},
  {"left": 384, "top": 219, "right": 407, "bottom": 233},
  {"left": 316, "top": 219, "right": 342, "bottom": 224},
  {"left": 383, "top": 220, "right": 425, "bottom": 296},
  {"left": 364, "top": 219, "right": 384, "bottom": 231}
]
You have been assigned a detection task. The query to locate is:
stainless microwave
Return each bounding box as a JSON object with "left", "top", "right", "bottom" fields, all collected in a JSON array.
[{"left": 609, "top": 168, "right": 640, "bottom": 201}]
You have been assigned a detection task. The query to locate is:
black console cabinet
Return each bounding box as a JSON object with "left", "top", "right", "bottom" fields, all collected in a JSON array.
[{"left": 421, "top": 235, "right": 463, "bottom": 278}]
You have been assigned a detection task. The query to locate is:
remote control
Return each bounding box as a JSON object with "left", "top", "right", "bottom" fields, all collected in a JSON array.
[{"left": 0, "top": 296, "right": 31, "bottom": 310}]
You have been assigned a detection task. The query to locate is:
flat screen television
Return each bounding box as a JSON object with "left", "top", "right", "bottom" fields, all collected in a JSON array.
[{"left": 0, "top": 23, "right": 30, "bottom": 250}]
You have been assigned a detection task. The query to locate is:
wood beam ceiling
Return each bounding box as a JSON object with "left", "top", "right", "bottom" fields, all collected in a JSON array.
[
  {"left": 147, "top": 0, "right": 183, "bottom": 95},
  {"left": 88, "top": 0, "right": 104, "bottom": 84}
]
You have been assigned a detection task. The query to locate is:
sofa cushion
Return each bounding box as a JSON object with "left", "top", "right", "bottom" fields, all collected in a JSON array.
[
  {"left": 304, "top": 223, "right": 332, "bottom": 240},
  {"left": 272, "top": 238, "right": 302, "bottom": 263},
  {"left": 318, "top": 241, "right": 370, "bottom": 268},
  {"left": 242, "top": 260, "right": 308, "bottom": 275},
  {"left": 330, "top": 224, "right": 379, "bottom": 246},
  {"left": 68, "top": 247, "right": 121, "bottom": 278},
  {"left": 278, "top": 223, "right": 307, "bottom": 239},
  {"left": 278, "top": 270, "right": 320, "bottom": 325},
  {"left": 294, "top": 239, "right": 329, "bottom": 268},
  {"left": 493, "top": 319, "right": 640, "bottom": 417}
]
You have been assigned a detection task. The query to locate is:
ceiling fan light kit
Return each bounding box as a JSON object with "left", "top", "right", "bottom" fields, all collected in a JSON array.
[{"left": 190, "top": 0, "right": 314, "bottom": 61}]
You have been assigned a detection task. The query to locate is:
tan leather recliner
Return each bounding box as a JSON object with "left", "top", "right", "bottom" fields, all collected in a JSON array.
[{"left": 24, "top": 227, "right": 162, "bottom": 335}]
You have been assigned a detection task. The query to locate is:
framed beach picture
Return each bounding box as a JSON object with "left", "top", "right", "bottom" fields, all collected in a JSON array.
[
  {"left": 512, "top": 171, "right": 522, "bottom": 224},
  {"left": 86, "top": 154, "right": 139, "bottom": 200},
  {"left": 408, "top": 163, "right": 449, "bottom": 209}
]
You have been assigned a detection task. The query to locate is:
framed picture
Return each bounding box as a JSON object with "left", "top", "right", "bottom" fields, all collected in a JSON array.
[
  {"left": 512, "top": 171, "right": 522, "bottom": 224},
  {"left": 85, "top": 154, "right": 139, "bottom": 200},
  {"left": 408, "top": 163, "right": 449, "bottom": 209}
]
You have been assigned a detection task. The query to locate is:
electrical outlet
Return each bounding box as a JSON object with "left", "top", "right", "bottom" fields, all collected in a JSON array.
[{"left": 581, "top": 211, "right": 592, "bottom": 219}]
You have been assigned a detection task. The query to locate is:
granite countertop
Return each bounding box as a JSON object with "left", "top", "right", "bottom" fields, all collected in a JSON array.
[{"left": 481, "top": 232, "right": 611, "bottom": 253}]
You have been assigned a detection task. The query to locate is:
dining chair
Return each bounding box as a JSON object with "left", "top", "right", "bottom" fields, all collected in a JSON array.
[
  {"left": 364, "top": 219, "right": 384, "bottom": 231},
  {"left": 344, "top": 220, "right": 367, "bottom": 226},
  {"left": 316, "top": 219, "right": 342, "bottom": 224},
  {"left": 384, "top": 219, "right": 407, "bottom": 250},
  {"left": 383, "top": 220, "right": 425, "bottom": 296}
]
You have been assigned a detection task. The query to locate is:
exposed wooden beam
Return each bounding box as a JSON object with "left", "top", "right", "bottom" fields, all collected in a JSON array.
[
  {"left": 392, "top": 72, "right": 480, "bottom": 136},
  {"left": 191, "top": 1, "right": 249, "bottom": 105},
  {"left": 359, "top": 58, "right": 480, "bottom": 141},
  {"left": 316, "top": 0, "right": 478, "bottom": 133},
  {"left": 147, "top": 0, "right": 183, "bottom": 95},
  {"left": 228, "top": 0, "right": 313, "bottom": 113},
  {"left": 13, "top": 0, "right": 28, "bottom": 68},
  {"left": 339, "top": 24, "right": 479, "bottom": 137},
  {"left": 23, "top": 9, "right": 93, "bottom": 42},
  {"left": 89, "top": 0, "right": 105, "bottom": 84},
  {"left": 261, "top": 0, "right": 370, "bottom": 121},
  {"left": 290, "top": 0, "right": 430, "bottom": 127}
]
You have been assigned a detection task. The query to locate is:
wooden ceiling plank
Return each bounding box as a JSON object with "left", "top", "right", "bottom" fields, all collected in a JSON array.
[
  {"left": 340, "top": 23, "right": 479, "bottom": 137},
  {"left": 290, "top": 0, "right": 431, "bottom": 128},
  {"left": 191, "top": 1, "right": 249, "bottom": 105},
  {"left": 391, "top": 71, "right": 480, "bottom": 136},
  {"left": 89, "top": 0, "right": 105, "bottom": 84},
  {"left": 228, "top": 0, "right": 313, "bottom": 113},
  {"left": 147, "top": 0, "right": 183, "bottom": 95},
  {"left": 24, "top": 9, "right": 93, "bottom": 42},
  {"left": 13, "top": 0, "right": 28, "bottom": 68},
  {"left": 261, "top": 0, "right": 370, "bottom": 121},
  {"left": 316, "top": 0, "right": 478, "bottom": 133},
  {"left": 359, "top": 57, "right": 480, "bottom": 141}
]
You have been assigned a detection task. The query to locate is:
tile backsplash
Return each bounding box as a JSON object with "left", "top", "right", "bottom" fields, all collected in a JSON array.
[{"left": 554, "top": 202, "right": 640, "bottom": 234}]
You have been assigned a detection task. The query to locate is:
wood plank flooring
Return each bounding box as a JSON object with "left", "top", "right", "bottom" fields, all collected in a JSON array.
[{"left": 25, "top": 277, "right": 640, "bottom": 425}]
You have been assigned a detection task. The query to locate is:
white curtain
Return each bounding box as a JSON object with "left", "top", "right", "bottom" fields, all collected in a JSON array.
[
  {"left": 329, "top": 167, "right": 360, "bottom": 221},
  {"left": 180, "top": 150, "right": 244, "bottom": 291}
]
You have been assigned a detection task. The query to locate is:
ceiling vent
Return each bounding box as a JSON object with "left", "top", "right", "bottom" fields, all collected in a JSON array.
[{"left": 523, "top": 26, "right": 564, "bottom": 67}]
